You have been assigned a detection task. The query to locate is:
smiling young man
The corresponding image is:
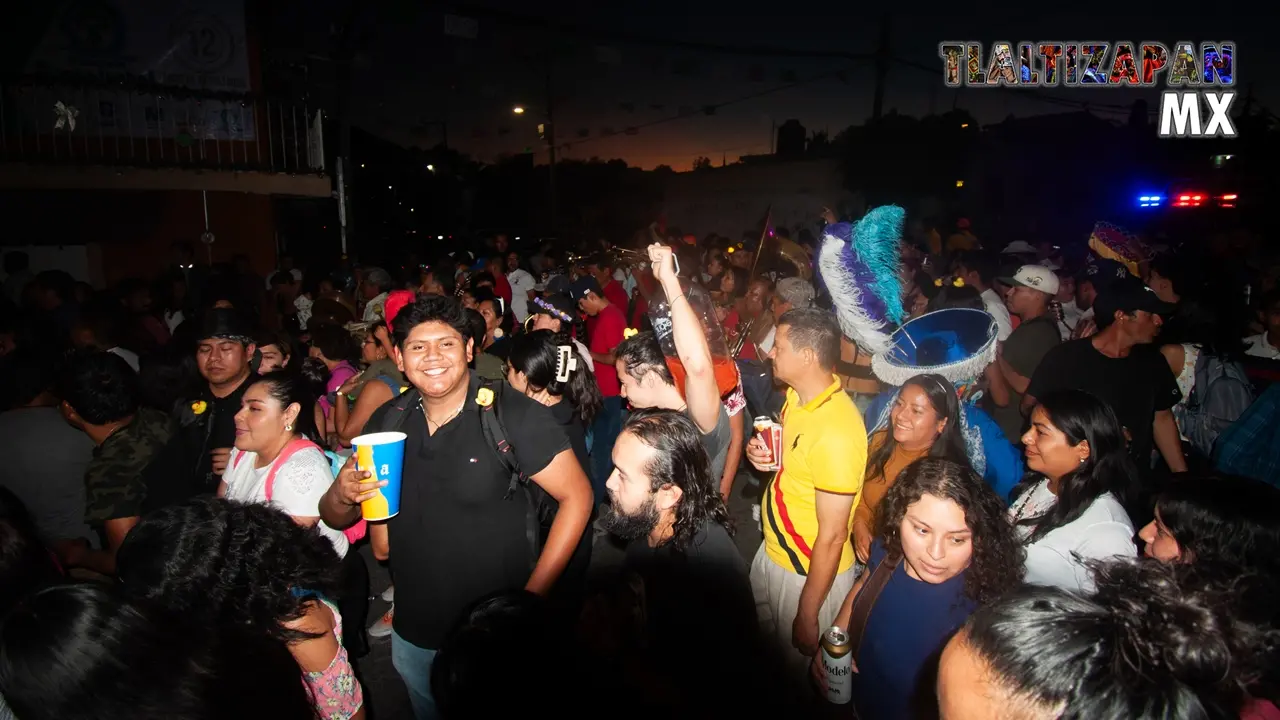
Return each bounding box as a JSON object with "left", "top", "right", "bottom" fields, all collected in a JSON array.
[{"left": 319, "top": 294, "right": 592, "bottom": 720}]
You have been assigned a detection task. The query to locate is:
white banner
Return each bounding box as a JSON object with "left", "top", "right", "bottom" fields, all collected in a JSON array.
[{"left": 24, "top": 0, "right": 255, "bottom": 140}]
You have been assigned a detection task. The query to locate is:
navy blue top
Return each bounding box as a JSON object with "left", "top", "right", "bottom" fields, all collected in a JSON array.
[{"left": 850, "top": 540, "right": 976, "bottom": 720}]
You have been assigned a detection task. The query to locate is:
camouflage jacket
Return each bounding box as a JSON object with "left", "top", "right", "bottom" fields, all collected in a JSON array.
[{"left": 85, "top": 407, "right": 174, "bottom": 525}]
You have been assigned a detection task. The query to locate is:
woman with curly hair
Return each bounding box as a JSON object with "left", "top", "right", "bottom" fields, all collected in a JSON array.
[
  {"left": 813, "top": 457, "right": 1024, "bottom": 720},
  {"left": 116, "top": 497, "right": 364, "bottom": 719}
]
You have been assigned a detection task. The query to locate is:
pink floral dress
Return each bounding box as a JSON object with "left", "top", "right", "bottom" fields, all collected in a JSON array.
[{"left": 304, "top": 598, "right": 364, "bottom": 719}]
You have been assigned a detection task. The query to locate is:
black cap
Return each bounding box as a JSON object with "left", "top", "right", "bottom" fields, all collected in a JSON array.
[
  {"left": 567, "top": 276, "right": 602, "bottom": 301},
  {"left": 1093, "top": 276, "right": 1176, "bottom": 321},
  {"left": 199, "top": 308, "right": 254, "bottom": 344},
  {"left": 1081, "top": 257, "right": 1130, "bottom": 290}
]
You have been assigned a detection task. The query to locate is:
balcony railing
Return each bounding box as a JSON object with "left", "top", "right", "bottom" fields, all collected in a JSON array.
[{"left": 0, "top": 75, "right": 325, "bottom": 175}]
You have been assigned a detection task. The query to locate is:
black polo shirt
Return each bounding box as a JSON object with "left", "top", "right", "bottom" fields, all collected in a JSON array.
[{"left": 373, "top": 373, "right": 570, "bottom": 649}]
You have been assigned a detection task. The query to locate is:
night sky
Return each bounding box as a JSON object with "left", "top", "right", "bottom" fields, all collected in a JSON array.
[{"left": 328, "top": 2, "right": 1269, "bottom": 170}]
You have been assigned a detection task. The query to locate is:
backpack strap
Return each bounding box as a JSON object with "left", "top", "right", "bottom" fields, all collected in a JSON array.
[
  {"left": 263, "top": 438, "right": 324, "bottom": 503},
  {"left": 378, "top": 387, "right": 423, "bottom": 433},
  {"left": 474, "top": 380, "right": 540, "bottom": 570},
  {"left": 475, "top": 380, "right": 524, "bottom": 497}
]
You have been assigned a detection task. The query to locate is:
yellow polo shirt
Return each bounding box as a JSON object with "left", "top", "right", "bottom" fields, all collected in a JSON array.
[{"left": 763, "top": 376, "right": 868, "bottom": 575}]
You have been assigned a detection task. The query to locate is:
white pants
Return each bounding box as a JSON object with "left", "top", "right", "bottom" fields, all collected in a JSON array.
[{"left": 749, "top": 544, "right": 860, "bottom": 681}]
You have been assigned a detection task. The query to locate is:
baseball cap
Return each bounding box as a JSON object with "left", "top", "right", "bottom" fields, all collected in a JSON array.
[
  {"left": 567, "top": 276, "right": 602, "bottom": 302},
  {"left": 1001, "top": 240, "right": 1037, "bottom": 255},
  {"left": 776, "top": 277, "right": 816, "bottom": 308},
  {"left": 1093, "top": 276, "right": 1176, "bottom": 321},
  {"left": 997, "top": 265, "right": 1060, "bottom": 296},
  {"left": 1081, "top": 257, "right": 1132, "bottom": 290}
]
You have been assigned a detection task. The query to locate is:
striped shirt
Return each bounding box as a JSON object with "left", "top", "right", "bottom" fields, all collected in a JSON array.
[{"left": 763, "top": 377, "right": 867, "bottom": 575}]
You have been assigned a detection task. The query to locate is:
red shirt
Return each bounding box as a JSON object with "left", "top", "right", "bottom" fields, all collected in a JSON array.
[
  {"left": 590, "top": 303, "right": 627, "bottom": 397},
  {"left": 493, "top": 273, "right": 513, "bottom": 309},
  {"left": 602, "top": 279, "right": 629, "bottom": 315}
]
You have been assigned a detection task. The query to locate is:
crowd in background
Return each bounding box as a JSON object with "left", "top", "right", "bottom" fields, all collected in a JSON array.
[{"left": 0, "top": 212, "right": 1278, "bottom": 720}]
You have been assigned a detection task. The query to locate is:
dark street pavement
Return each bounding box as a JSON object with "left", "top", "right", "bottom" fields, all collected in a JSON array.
[{"left": 353, "top": 468, "right": 766, "bottom": 719}]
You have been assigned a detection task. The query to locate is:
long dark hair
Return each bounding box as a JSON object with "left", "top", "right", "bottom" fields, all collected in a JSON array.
[
  {"left": 962, "top": 560, "right": 1276, "bottom": 720},
  {"left": 867, "top": 374, "right": 970, "bottom": 485},
  {"left": 507, "top": 329, "right": 603, "bottom": 425},
  {"left": 116, "top": 497, "right": 341, "bottom": 644},
  {"left": 623, "top": 409, "right": 732, "bottom": 550},
  {"left": 1155, "top": 474, "right": 1280, "bottom": 574},
  {"left": 1011, "top": 390, "right": 1139, "bottom": 543},
  {"left": 0, "top": 584, "right": 318, "bottom": 720},
  {"left": 249, "top": 370, "right": 320, "bottom": 442},
  {"left": 877, "top": 458, "right": 1024, "bottom": 605}
]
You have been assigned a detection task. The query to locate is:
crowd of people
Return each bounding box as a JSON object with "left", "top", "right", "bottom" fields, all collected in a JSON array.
[{"left": 0, "top": 212, "right": 1278, "bottom": 720}]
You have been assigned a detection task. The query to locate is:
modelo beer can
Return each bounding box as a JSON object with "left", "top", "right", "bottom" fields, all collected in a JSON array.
[
  {"left": 752, "top": 416, "right": 782, "bottom": 471},
  {"left": 821, "top": 625, "right": 853, "bottom": 704}
]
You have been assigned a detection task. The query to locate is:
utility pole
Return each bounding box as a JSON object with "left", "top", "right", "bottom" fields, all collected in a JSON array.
[
  {"left": 333, "top": 0, "right": 362, "bottom": 257},
  {"left": 871, "top": 13, "right": 891, "bottom": 122}
]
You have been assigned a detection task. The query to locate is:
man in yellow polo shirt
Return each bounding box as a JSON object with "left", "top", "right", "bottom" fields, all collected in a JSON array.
[{"left": 746, "top": 307, "right": 866, "bottom": 683}]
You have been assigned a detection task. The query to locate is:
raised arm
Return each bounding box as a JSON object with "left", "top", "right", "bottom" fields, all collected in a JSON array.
[{"left": 649, "top": 243, "right": 719, "bottom": 433}]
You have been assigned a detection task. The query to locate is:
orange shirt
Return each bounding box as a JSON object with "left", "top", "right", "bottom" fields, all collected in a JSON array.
[{"left": 852, "top": 431, "right": 929, "bottom": 536}]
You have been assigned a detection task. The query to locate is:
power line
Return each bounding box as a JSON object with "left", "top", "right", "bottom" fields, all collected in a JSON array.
[
  {"left": 556, "top": 64, "right": 863, "bottom": 150},
  {"left": 438, "top": 2, "right": 875, "bottom": 61}
]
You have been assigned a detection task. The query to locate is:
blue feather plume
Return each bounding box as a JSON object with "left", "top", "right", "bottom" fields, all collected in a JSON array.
[{"left": 818, "top": 205, "right": 906, "bottom": 354}]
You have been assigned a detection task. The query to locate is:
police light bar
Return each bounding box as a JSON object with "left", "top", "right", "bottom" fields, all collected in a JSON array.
[
  {"left": 1173, "top": 193, "right": 1205, "bottom": 208},
  {"left": 1138, "top": 194, "right": 1162, "bottom": 208}
]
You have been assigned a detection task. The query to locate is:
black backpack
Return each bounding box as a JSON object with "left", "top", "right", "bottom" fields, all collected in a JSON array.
[{"left": 376, "top": 379, "right": 550, "bottom": 571}]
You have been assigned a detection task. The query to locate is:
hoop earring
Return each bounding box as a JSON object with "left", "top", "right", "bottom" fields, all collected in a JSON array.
[{"left": 285, "top": 424, "right": 294, "bottom": 432}]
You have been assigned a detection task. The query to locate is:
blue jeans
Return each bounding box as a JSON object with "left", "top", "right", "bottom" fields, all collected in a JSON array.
[
  {"left": 589, "top": 396, "right": 625, "bottom": 499},
  {"left": 391, "top": 630, "right": 438, "bottom": 720}
]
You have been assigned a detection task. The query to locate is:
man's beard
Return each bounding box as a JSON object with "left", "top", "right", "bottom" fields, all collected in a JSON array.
[{"left": 601, "top": 493, "right": 660, "bottom": 541}]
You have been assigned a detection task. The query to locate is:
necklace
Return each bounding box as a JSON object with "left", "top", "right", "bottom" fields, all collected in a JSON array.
[
  {"left": 1011, "top": 478, "right": 1052, "bottom": 522},
  {"left": 423, "top": 395, "right": 468, "bottom": 430}
]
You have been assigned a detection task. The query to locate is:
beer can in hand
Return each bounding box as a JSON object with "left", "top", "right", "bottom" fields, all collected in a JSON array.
[
  {"left": 821, "top": 626, "right": 853, "bottom": 704},
  {"left": 752, "top": 416, "right": 782, "bottom": 471}
]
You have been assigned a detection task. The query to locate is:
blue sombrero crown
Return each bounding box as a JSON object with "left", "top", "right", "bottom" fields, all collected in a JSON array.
[{"left": 871, "top": 308, "right": 999, "bottom": 387}]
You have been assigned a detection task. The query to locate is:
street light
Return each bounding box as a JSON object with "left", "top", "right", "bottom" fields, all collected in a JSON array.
[
  {"left": 426, "top": 164, "right": 435, "bottom": 172},
  {"left": 512, "top": 106, "right": 525, "bottom": 115}
]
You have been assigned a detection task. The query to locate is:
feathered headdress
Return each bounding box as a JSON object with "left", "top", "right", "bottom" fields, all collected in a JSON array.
[{"left": 818, "top": 205, "right": 906, "bottom": 354}]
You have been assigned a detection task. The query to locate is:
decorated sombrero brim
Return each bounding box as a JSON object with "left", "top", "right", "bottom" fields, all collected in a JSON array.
[
  {"left": 871, "top": 308, "right": 999, "bottom": 387},
  {"left": 1088, "top": 221, "right": 1143, "bottom": 276}
]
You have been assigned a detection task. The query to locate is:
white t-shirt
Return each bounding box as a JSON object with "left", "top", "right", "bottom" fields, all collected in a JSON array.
[
  {"left": 1244, "top": 333, "right": 1280, "bottom": 360},
  {"left": 758, "top": 325, "right": 776, "bottom": 354},
  {"left": 507, "top": 268, "right": 537, "bottom": 322},
  {"left": 981, "top": 288, "right": 1014, "bottom": 342},
  {"left": 223, "top": 446, "right": 349, "bottom": 558},
  {"left": 1009, "top": 479, "right": 1134, "bottom": 593},
  {"left": 572, "top": 337, "right": 594, "bottom": 373},
  {"left": 108, "top": 346, "right": 140, "bottom": 373}
]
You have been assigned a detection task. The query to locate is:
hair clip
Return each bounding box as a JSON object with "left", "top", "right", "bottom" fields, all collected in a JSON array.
[
  {"left": 952, "top": 277, "right": 965, "bottom": 288},
  {"left": 623, "top": 328, "right": 639, "bottom": 339},
  {"left": 555, "top": 345, "right": 578, "bottom": 382},
  {"left": 934, "top": 277, "right": 944, "bottom": 288}
]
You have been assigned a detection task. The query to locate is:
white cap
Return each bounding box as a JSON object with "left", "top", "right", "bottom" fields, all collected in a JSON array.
[
  {"left": 999, "top": 265, "right": 1060, "bottom": 296},
  {"left": 1002, "top": 240, "right": 1037, "bottom": 255}
]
